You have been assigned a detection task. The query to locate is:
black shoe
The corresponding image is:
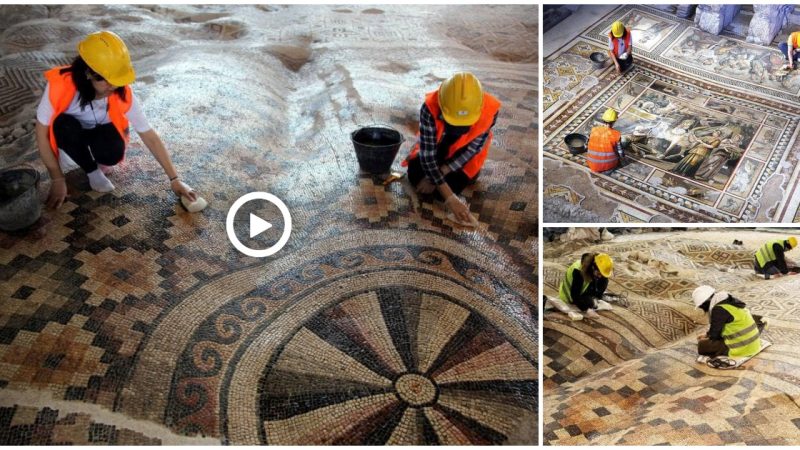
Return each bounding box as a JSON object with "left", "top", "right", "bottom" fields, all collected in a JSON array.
[{"left": 765, "top": 273, "right": 770, "bottom": 280}]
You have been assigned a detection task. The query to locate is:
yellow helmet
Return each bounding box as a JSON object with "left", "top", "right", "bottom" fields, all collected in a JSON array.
[
  {"left": 601, "top": 108, "right": 618, "bottom": 123},
  {"left": 611, "top": 21, "right": 625, "bottom": 38},
  {"left": 78, "top": 31, "right": 135, "bottom": 87},
  {"left": 788, "top": 236, "right": 797, "bottom": 249},
  {"left": 438, "top": 72, "right": 484, "bottom": 126},
  {"left": 594, "top": 253, "right": 613, "bottom": 278}
]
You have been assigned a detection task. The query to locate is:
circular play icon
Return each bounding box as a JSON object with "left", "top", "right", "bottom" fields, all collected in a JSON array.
[{"left": 226, "top": 192, "right": 292, "bottom": 258}]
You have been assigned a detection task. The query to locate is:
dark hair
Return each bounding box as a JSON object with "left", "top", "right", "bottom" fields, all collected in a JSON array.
[
  {"left": 60, "top": 56, "right": 127, "bottom": 109},
  {"left": 580, "top": 252, "right": 598, "bottom": 281}
]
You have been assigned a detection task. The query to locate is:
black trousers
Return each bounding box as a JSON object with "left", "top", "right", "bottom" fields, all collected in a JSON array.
[
  {"left": 408, "top": 136, "right": 480, "bottom": 201},
  {"left": 53, "top": 114, "right": 125, "bottom": 172},
  {"left": 573, "top": 277, "right": 608, "bottom": 312},
  {"left": 615, "top": 53, "right": 634, "bottom": 72},
  {"left": 698, "top": 315, "right": 766, "bottom": 357},
  {"left": 753, "top": 257, "right": 790, "bottom": 277}
]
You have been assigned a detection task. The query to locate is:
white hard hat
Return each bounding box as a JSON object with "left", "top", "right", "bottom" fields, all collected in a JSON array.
[{"left": 692, "top": 285, "right": 715, "bottom": 308}]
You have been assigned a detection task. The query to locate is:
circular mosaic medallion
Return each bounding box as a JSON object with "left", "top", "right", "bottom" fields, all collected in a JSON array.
[
  {"left": 125, "top": 231, "right": 536, "bottom": 445},
  {"left": 251, "top": 283, "right": 536, "bottom": 445},
  {"left": 394, "top": 373, "right": 437, "bottom": 407}
]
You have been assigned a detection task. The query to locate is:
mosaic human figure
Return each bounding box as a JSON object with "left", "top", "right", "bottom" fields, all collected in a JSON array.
[
  {"left": 671, "top": 128, "right": 722, "bottom": 178},
  {"left": 660, "top": 118, "right": 698, "bottom": 162},
  {"left": 694, "top": 132, "right": 742, "bottom": 183}
]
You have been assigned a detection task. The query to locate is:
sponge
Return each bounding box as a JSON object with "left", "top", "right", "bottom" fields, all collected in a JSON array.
[
  {"left": 181, "top": 195, "right": 208, "bottom": 213},
  {"left": 446, "top": 211, "right": 480, "bottom": 228}
]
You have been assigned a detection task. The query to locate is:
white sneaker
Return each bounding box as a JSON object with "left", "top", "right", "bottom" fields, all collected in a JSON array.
[
  {"left": 58, "top": 150, "right": 80, "bottom": 173},
  {"left": 567, "top": 311, "right": 584, "bottom": 321},
  {"left": 596, "top": 299, "right": 614, "bottom": 311},
  {"left": 601, "top": 228, "right": 615, "bottom": 241},
  {"left": 696, "top": 355, "right": 710, "bottom": 364},
  {"left": 98, "top": 164, "right": 115, "bottom": 176},
  {"left": 87, "top": 169, "right": 115, "bottom": 193}
]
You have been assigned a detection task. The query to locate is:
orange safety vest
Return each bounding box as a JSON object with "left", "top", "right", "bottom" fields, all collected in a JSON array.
[
  {"left": 44, "top": 66, "right": 132, "bottom": 158},
  {"left": 792, "top": 31, "right": 800, "bottom": 49},
  {"left": 609, "top": 30, "right": 632, "bottom": 57},
  {"left": 586, "top": 126, "right": 621, "bottom": 173},
  {"left": 401, "top": 90, "right": 501, "bottom": 179}
]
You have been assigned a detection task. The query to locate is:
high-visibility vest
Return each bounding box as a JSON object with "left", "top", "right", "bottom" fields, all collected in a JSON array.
[
  {"left": 559, "top": 260, "right": 590, "bottom": 304},
  {"left": 755, "top": 239, "right": 783, "bottom": 268},
  {"left": 609, "top": 30, "right": 632, "bottom": 57},
  {"left": 402, "top": 90, "right": 501, "bottom": 179},
  {"left": 791, "top": 31, "right": 800, "bottom": 49},
  {"left": 44, "top": 66, "right": 132, "bottom": 158},
  {"left": 586, "top": 126, "right": 621, "bottom": 173},
  {"left": 719, "top": 304, "right": 761, "bottom": 358}
]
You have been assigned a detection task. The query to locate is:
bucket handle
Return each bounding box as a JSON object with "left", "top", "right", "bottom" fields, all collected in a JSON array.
[{"left": 353, "top": 123, "right": 406, "bottom": 144}]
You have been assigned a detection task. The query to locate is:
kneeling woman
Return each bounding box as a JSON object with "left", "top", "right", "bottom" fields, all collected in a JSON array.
[
  {"left": 35, "top": 31, "right": 197, "bottom": 209},
  {"left": 556, "top": 252, "right": 614, "bottom": 318}
]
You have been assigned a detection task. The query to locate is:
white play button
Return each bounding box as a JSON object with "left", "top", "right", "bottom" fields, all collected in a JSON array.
[
  {"left": 225, "top": 192, "right": 292, "bottom": 258},
  {"left": 249, "top": 213, "right": 272, "bottom": 238}
]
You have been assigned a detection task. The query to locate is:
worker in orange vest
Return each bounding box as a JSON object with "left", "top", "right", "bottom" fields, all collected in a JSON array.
[
  {"left": 35, "top": 31, "right": 197, "bottom": 210},
  {"left": 402, "top": 72, "right": 501, "bottom": 224},
  {"left": 607, "top": 21, "right": 633, "bottom": 74},
  {"left": 779, "top": 31, "right": 800, "bottom": 70},
  {"left": 586, "top": 108, "right": 625, "bottom": 173}
]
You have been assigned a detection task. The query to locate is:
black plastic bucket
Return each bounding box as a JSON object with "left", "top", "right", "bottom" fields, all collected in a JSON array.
[
  {"left": 351, "top": 126, "right": 405, "bottom": 174},
  {"left": 564, "top": 133, "right": 588, "bottom": 155},
  {"left": 0, "top": 167, "right": 41, "bottom": 232},
  {"left": 590, "top": 52, "right": 607, "bottom": 70}
]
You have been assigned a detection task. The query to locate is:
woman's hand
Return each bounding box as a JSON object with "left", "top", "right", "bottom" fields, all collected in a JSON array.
[
  {"left": 46, "top": 178, "right": 67, "bottom": 209},
  {"left": 445, "top": 195, "right": 471, "bottom": 223},
  {"left": 170, "top": 179, "right": 198, "bottom": 202}
]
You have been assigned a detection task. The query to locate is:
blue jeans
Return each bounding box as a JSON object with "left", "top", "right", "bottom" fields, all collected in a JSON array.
[{"left": 778, "top": 42, "right": 800, "bottom": 62}]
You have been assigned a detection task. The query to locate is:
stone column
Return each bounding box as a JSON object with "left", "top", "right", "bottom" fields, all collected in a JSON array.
[
  {"left": 746, "top": 4, "right": 793, "bottom": 45},
  {"left": 694, "top": 5, "right": 740, "bottom": 35},
  {"left": 651, "top": 5, "right": 677, "bottom": 14},
  {"left": 675, "top": 5, "right": 697, "bottom": 19}
]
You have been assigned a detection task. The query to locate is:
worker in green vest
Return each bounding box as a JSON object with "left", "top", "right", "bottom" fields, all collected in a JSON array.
[
  {"left": 754, "top": 236, "right": 798, "bottom": 280},
  {"left": 557, "top": 252, "right": 614, "bottom": 318},
  {"left": 692, "top": 285, "right": 767, "bottom": 360}
]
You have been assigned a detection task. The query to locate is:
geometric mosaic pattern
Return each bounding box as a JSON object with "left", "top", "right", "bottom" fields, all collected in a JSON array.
[
  {"left": 0, "top": 4, "right": 536, "bottom": 445},
  {"left": 543, "top": 232, "right": 800, "bottom": 445},
  {"left": 0, "top": 406, "right": 161, "bottom": 445},
  {"left": 543, "top": 5, "right": 800, "bottom": 223}
]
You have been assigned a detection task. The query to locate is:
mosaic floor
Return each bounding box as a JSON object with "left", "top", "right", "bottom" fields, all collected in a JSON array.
[
  {"left": 0, "top": 5, "right": 537, "bottom": 445},
  {"left": 543, "top": 5, "right": 800, "bottom": 223},
  {"left": 543, "top": 231, "right": 800, "bottom": 445}
]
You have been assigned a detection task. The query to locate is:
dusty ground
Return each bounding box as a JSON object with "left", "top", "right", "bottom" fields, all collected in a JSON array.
[
  {"left": 543, "top": 229, "right": 800, "bottom": 445},
  {"left": 0, "top": 5, "right": 537, "bottom": 445}
]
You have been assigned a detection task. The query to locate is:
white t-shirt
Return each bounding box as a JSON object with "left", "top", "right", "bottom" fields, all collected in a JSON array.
[{"left": 36, "top": 83, "right": 151, "bottom": 133}]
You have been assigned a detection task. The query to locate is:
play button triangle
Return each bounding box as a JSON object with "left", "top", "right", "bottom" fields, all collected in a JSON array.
[{"left": 250, "top": 213, "right": 272, "bottom": 238}]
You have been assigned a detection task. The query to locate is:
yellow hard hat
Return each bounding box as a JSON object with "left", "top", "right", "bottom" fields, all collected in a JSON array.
[
  {"left": 788, "top": 236, "right": 797, "bottom": 249},
  {"left": 438, "top": 72, "right": 484, "bottom": 126},
  {"left": 594, "top": 253, "right": 613, "bottom": 278},
  {"left": 78, "top": 31, "right": 135, "bottom": 87},
  {"left": 601, "top": 108, "right": 618, "bottom": 123},
  {"left": 611, "top": 21, "right": 625, "bottom": 38}
]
